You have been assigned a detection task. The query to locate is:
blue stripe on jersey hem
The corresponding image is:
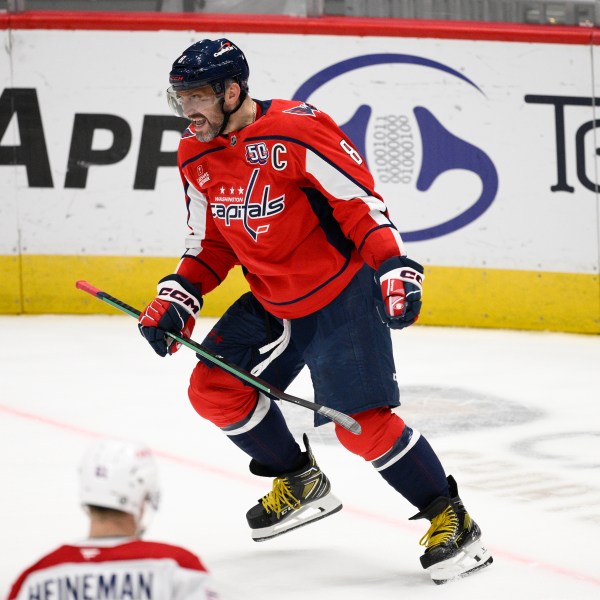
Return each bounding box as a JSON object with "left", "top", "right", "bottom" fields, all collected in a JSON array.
[{"left": 256, "top": 255, "right": 353, "bottom": 307}]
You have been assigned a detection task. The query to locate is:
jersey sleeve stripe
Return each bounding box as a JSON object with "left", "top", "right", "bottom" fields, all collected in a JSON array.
[
  {"left": 357, "top": 222, "right": 400, "bottom": 254},
  {"left": 184, "top": 180, "right": 208, "bottom": 245},
  {"left": 178, "top": 253, "right": 223, "bottom": 286},
  {"left": 180, "top": 145, "right": 227, "bottom": 169},
  {"left": 245, "top": 134, "right": 374, "bottom": 196}
]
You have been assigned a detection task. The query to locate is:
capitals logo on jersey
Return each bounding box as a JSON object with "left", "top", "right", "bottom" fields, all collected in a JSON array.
[
  {"left": 211, "top": 168, "right": 285, "bottom": 241},
  {"left": 283, "top": 102, "right": 320, "bottom": 117}
]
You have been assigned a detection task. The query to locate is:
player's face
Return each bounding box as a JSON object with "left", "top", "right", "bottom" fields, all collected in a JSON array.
[{"left": 176, "top": 86, "right": 225, "bottom": 142}]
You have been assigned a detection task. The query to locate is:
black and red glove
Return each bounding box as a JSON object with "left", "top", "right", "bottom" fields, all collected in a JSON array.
[
  {"left": 375, "top": 256, "right": 424, "bottom": 330},
  {"left": 138, "top": 274, "right": 202, "bottom": 356}
]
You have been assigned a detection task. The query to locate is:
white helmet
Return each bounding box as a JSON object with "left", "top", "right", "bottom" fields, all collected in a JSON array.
[{"left": 79, "top": 439, "right": 160, "bottom": 525}]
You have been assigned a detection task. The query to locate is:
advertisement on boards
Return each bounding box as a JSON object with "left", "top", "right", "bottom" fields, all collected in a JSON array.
[{"left": 1, "top": 26, "right": 598, "bottom": 330}]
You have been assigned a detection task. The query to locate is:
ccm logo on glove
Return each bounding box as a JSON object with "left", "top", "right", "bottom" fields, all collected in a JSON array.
[
  {"left": 138, "top": 274, "right": 203, "bottom": 356},
  {"left": 376, "top": 256, "right": 424, "bottom": 329},
  {"left": 158, "top": 285, "right": 202, "bottom": 315}
]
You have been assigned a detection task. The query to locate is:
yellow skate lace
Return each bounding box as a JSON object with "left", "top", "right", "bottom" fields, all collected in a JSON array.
[
  {"left": 261, "top": 478, "right": 301, "bottom": 515},
  {"left": 419, "top": 506, "right": 462, "bottom": 549}
]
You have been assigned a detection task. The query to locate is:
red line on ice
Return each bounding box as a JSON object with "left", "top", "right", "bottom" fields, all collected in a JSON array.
[{"left": 2, "top": 402, "right": 599, "bottom": 588}]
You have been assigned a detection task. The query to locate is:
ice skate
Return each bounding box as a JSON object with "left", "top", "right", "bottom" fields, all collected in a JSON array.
[
  {"left": 410, "top": 475, "right": 493, "bottom": 585},
  {"left": 246, "top": 433, "right": 342, "bottom": 541}
]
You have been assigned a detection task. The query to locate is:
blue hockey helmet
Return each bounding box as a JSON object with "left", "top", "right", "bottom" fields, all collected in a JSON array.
[{"left": 168, "top": 38, "right": 250, "bottom": 95}]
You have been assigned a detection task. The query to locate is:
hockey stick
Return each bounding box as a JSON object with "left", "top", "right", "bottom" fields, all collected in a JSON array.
[{"left": 76, "top": 280, "right": 361, "bottom": 435}]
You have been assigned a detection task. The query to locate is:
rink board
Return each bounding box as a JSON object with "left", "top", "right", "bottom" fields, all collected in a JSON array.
[
  {"left": 0, "top": 13, "right": 599, "bottom": 332},
  {"left": 0, "top": 254, "right": 597, "bottom": 333}
]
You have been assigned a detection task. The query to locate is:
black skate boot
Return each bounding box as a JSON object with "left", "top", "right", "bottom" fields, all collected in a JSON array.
[
  {"left": 246, "top": 433, "right": 342, "bottom": 541},
  {"left": 410, "top": 475, "right": 493, "bottom": 584}
]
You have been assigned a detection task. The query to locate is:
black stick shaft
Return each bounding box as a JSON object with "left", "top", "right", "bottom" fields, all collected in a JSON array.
[{"left": 76, "top": 280, "right": 361, "bottom": 435}]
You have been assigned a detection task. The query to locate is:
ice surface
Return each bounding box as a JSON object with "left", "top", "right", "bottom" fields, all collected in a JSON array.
[{"left": 1, "top": 315, "right": 599, "bottom": 599}]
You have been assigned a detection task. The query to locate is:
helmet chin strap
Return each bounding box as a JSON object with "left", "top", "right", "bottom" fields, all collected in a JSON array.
[{"left": 216, "top": 89, "right": 248, "bottom": 136}]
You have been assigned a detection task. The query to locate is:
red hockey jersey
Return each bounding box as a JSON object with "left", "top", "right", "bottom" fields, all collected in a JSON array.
[
  {"left": 176, "top": 99, "right": 405, "bottom": 319},
  {"left": 7, "top": 538, "right": 219, "bottom": 600}
]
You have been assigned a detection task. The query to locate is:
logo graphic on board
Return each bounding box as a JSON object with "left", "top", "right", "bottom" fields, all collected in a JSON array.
[{"left": 293, "top": 54, "right": 499, "bottom": 242}]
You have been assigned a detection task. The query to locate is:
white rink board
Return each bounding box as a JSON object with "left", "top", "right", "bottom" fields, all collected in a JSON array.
[{"left": 0, "top": 29, "right": 599, "bottom": 274}]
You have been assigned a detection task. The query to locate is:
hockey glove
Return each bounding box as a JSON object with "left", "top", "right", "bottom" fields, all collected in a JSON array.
[
  {"left": 138, "top": 274, "right": 202, "bottom": 357},
  {"left": 376, "top": 256, "right": 424, "bottom": 330}
]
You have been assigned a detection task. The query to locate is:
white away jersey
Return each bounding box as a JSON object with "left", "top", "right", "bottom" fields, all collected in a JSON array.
[{"left": 6, "top": 537, "right": 219, "bottom": 600}]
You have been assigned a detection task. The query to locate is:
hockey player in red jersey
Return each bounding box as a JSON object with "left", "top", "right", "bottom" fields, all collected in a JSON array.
[
  {"left": 6, "top": 439, "right": 220, "bottom": 600},
  {"left": 138, "top": 38, "right": 493, "bottom": 584}
]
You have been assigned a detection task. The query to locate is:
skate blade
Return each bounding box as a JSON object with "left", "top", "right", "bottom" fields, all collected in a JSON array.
[
  {"left": 251, "top": 494, "right": 343, "bottom": 542},
  {"left": 429, "top": 539, "right": 493, "bottom": 585}
]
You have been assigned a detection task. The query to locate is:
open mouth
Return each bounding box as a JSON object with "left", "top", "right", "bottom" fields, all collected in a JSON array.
[{"left": 193, "top": 116, "right": 208, "bottom": 128}]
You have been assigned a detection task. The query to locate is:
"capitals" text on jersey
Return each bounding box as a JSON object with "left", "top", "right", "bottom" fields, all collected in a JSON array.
[{"left": 211, "top": 168, "right": 285, "bottom": 241}]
